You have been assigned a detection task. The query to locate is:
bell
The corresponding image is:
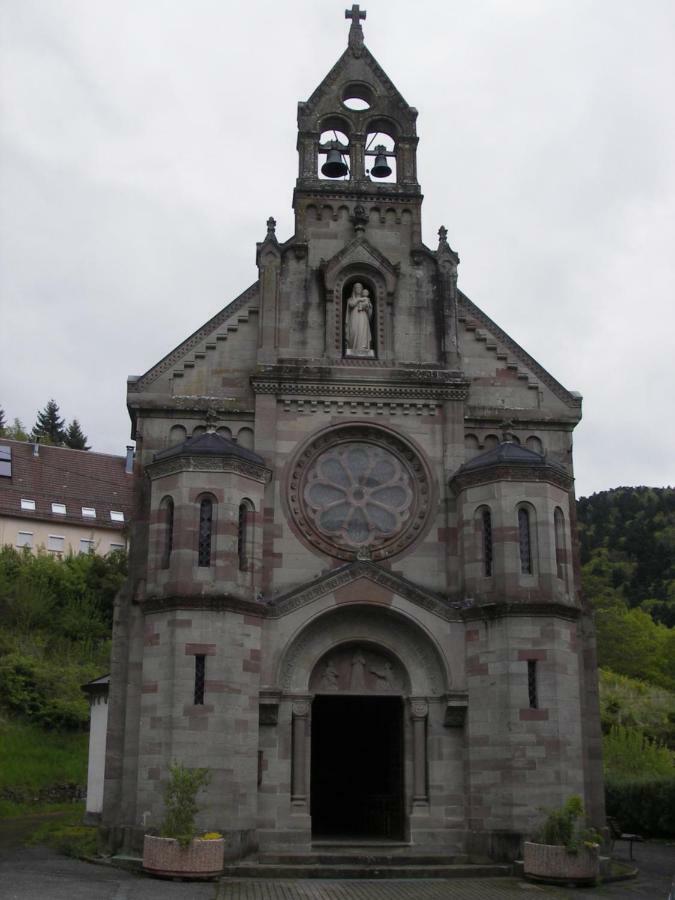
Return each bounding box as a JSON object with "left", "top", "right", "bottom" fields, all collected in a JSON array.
[
  {"left": 370, "top": 145, "right": 392, "bottom": 178},
  {"left": 321, "top": 147, "right": 349, "bottom": 178}
]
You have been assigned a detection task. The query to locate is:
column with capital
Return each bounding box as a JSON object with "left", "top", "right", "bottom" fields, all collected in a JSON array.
[
  {"left": 410, "top": 698, "right": 429, "bottom": 806},
  {"left": 291, "top": 701, "right": 310, "bottom": 806}
]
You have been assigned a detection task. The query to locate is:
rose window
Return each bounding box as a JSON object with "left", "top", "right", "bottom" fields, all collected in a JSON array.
[{"left": 289, "top": 429, "right": 431, "bottom": 560}]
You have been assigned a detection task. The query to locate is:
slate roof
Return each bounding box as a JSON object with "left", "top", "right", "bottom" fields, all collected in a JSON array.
[
  {"left": 154, "top": 431, "right": 265, "bottom": 465},
  {"left": 0, "top": 439, "right": 134, "bottom": 531},
  {"left": 458, "top": 441, "right": 566, "bottom": 474}
]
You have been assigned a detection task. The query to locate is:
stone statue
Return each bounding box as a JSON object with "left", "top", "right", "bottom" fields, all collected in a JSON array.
[
  {"left": 320, "top": 659, "right": 340, "bottom": 690},
  {"left": 344, "top": 282, "right": 373, "bottom": 353}
]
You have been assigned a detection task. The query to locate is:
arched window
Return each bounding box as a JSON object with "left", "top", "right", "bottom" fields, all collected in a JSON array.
[
  {"left": 479, "top": 506, "right": 493, "bottom": 577},
  {"left": 318, "top": 118, "right": 351, "bottom": 181},
  {"left": 238, "top": 500, "right": 254, "bottom": 572},
  {"left": 554, "top": 507, "right": 566, "bottom": 582},
  {"left": 197, "top": 498, "right": 213, "bottom": 567},
  {"left": 518, "top": 507, "right": 533, "bottom": 575},
  {"left": 160, "top": 496, "right": 174, "bottom": 569}
]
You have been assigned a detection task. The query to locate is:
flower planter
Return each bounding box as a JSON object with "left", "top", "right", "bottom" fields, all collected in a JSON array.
[
  {"left": 523, "top": 841, "right": 600, "bottom": 885},
  {"left": 142, "top": 834, "right": 225, "bottom": 879}
]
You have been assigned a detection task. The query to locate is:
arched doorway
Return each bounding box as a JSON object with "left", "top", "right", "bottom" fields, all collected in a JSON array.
[{"left": 309, "top": 643, "right": 407, "bottom": 839}]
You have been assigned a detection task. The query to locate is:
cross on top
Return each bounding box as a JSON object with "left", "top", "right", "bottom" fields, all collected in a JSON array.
[{"left": 345, "top": 5, "right": 366, "bottom": 27}]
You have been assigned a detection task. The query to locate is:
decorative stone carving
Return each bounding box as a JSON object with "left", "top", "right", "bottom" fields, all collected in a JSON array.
[
  {"left": 309, "top": 644, "right": 404, "bottom": 694},
  {"left": 288, "top": 425, "right": 432, "bottom": 561},
  {"left": 344, "top": 282, "right": 374, "bottom": 356},
  {"left": 410, "top": 699, "right": 429, "bottom": 719},
  {"left": 259, "top": 702, "right": 279, "bottom": 726}
]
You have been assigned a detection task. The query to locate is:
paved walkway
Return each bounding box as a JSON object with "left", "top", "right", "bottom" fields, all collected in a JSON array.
[{"left": 0, "top": 842, "right": 672, "bottom": 899}]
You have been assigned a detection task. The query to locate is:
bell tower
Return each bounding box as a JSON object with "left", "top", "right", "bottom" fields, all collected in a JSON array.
[{"left": 294, "top": 4, "right": 423, "bottom": 251}]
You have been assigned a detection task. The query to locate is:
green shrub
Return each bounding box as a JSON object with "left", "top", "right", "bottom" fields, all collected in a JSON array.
[
  {"left": 603, "top": 725, "right": 674, "bottom": 778},
  {"left": 534, "top": 795, "right": 600, "bottom": 852},
  {"left": 605, "top": 776, "right": 675, "bottom": 837},
  {"left": 159, "top": 762, "right": 211, "bottom": 849}
]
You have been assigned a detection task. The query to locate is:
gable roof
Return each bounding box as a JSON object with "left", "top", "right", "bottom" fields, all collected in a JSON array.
[{"left": 0, "top": 439, "right": 134, "bottom": 531}]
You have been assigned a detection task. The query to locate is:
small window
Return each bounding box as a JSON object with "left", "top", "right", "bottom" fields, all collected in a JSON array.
[
  {"left": 82, "top": 507, "right": 96, "bottom": 518},
  {"left": 0, "top": 445, "right": 11, "bottom": 478},
  {"left": 47, "top": 535, "right": 65, "bottom": 553},
  {"left": 79, "top": 539, "right": 95, "bottom": 554},
  {"left": 110, "top": 510, "right": 124, "bottom": 522},
  {"left": 527, "top": 660, "right": 538, "bottom": 709},
  {"left": 518, "top": 507, "right": 533, "bottom": 575},
  {"left": 554, "top": 507, "right": 566, "bottom": 582},
  {"left": 238, "top": 501, "right": 253, "bottom": 571},
  {"left": 481, "top": 508, "right": 493, "bottom": 577},
  {"left": 198, "top": 498, "right": 213, "bottom": 567},
  {"left": 52, "top": 502, "right": 66, "bottom": 515},
  {"left": 109, "top": 543, "right": 125, "bottom": 552},
  {"left": 21, "top": 498, "right": 36, "bottom": 511},
  {"left": 161, "top": 497, "right": 174, "bottom": 569},
  {"left": 17, "top": 532, "right": 33, "bottom": 548},
  {"left": 194, "top": 654, "right": 206, "bottom": 705}
]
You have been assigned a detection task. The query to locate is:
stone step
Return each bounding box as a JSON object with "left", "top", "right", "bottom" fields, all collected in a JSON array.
[
  {"left": 256, "top": 852, "right": 468, "bottom": 865},
  {"left": 222, "top": 862, "right": 512, "bottom": 880}
]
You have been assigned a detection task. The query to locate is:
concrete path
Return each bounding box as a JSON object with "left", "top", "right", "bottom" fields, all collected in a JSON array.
[{"left": 0, "top": 842, "right": 672, "bottom": 899}]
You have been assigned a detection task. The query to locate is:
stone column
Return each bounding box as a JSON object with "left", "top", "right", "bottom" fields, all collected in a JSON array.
[
  {"left": 410, "top": 699, "right": 429, "bottom": 806},
  {"left": 291, "top": 700, "right": 310, "bottom": 806}
]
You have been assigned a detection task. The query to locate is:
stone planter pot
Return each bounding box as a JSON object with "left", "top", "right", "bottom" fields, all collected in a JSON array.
[
  {"left": 142, "top": 834, "right": 225, "bottom": 879},
  {"left": 523, "top": 841, "right": 600, "bottom": 885}
]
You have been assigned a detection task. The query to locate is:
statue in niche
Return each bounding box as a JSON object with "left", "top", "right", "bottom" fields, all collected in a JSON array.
[
  {"left": 320, "top": 659, "right": 340, "bottom": 691},
  {"left": 344, "top": 282, "right": 374, "bottom": 356}
]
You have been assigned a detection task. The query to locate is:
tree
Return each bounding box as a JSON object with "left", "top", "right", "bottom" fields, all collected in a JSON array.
[
  {"left": 5, "top": 418, "right": 29, "bottom": 441},
  {"left": 31, "top": 399, "right": 66, "bottom": 445},
  {"left": 64, "top": 419, "right": 90, "bottom": 451},
  {"left": 0, "top": 406, "right": 6, "bottom": 436}
]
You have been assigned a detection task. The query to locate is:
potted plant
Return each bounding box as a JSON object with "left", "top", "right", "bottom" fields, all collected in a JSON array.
[
  {"left": 523, "top": 795, "right": 601, "bottom": 885},
  {"left": 142, "top": 762, "right": 225, "bottom": 879}
]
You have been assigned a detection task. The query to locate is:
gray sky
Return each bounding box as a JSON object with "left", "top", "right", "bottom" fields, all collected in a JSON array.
[{"left": 1, "top": 0, "right": 673, "bottom": 498}]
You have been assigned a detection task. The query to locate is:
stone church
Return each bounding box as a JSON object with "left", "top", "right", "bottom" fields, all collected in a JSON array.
[{"left": 102, "top": 7, "right": 604, "bottom": 862}]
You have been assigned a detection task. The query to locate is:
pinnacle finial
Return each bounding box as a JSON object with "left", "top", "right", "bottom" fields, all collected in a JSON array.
[
  {"left": 266, "top": 216, "right": 276, "bottom": 237},
  {"left": 345, "top": 4, "right": 366, "bottom": 50},
  {"left": 438, "top": 225, "right": 448, "bottom": 245}
]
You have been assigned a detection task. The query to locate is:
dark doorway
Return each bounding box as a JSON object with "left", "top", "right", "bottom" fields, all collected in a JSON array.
[{"left": 311, "top": 695, "right": 404, "bottom": 839}]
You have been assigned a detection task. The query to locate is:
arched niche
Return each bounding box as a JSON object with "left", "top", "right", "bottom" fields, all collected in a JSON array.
[
  {"left": 277, "top": 605, "right": 449, "bottom": 697},
  {"left": 323, "top": 261, "right": 395, "bottom": 362},
  {"left": 343, "top": 276, "right": 377, "bottom": 358}
]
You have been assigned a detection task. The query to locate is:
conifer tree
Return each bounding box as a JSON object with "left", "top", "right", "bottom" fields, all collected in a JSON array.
[
  {"left": 0, "top": 406, "right": 6, "bottom": 436},
  {"left": 31, "top": 399, "right": 66, "bottom": 445},
  {"left": 64, "top": 419, "right": 90, "bottom": 451}
]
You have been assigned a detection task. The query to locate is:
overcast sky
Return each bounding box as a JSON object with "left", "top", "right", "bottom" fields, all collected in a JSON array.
[{"left": 1, "top": 0, "right": 673, "bottom": 499}]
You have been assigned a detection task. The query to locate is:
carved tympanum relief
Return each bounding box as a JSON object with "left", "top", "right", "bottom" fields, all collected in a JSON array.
[{"left": 309, "top": 645, "right": 404, "bottom": 694}]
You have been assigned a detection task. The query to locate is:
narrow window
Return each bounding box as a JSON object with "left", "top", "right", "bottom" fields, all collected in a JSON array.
[
  {"left": 198, "top": 498, "right": 213, "bottom": 567},
  {"left": 527, "top": 660, "right": 538, "bottom": 708},
  {"left": 238, "top": 501, "right": 249, "bottom": 571},
  {"left": 481, "top": 508, "right": 493, "bottom": 577},
  {"left": 554, "top": 507, "right": 565, "bottom": 581},
  {"left": 518, "top": 507, "right": 532, "bottom": 574},
  {"left": 194, "top": 654, "right": 206, "bottom": 705},
  {"left": 161, "top": 497, "right": 174, "bottom": 569}
]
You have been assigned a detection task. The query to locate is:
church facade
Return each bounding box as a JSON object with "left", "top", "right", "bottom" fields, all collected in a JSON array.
[{"left": 103, "top": 8, "right": 604, "bottom": 861}]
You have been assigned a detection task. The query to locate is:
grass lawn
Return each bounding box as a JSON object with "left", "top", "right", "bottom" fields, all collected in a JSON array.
[{"left": 0, "top": 720, "right": 88, "bottom": 817}]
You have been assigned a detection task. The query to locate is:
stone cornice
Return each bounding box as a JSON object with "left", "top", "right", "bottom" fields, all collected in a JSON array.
[
  {"left": 460, "top": 601, "right": 581, "bottom": 623},
  {"left": 268, "top": 560, "right": 463, "bottom": 622},
  {"left": 146, "top": 454, "right": 272, "bottom": 484},
  {"left": 450, "top": 462, "right": 573, "bottom": 493},
  {"left": 251, "top": 365, "right": 469, "bottom": 402},
  {"left": 141, "top": 594, "right": 265, "bottom": 616}
]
